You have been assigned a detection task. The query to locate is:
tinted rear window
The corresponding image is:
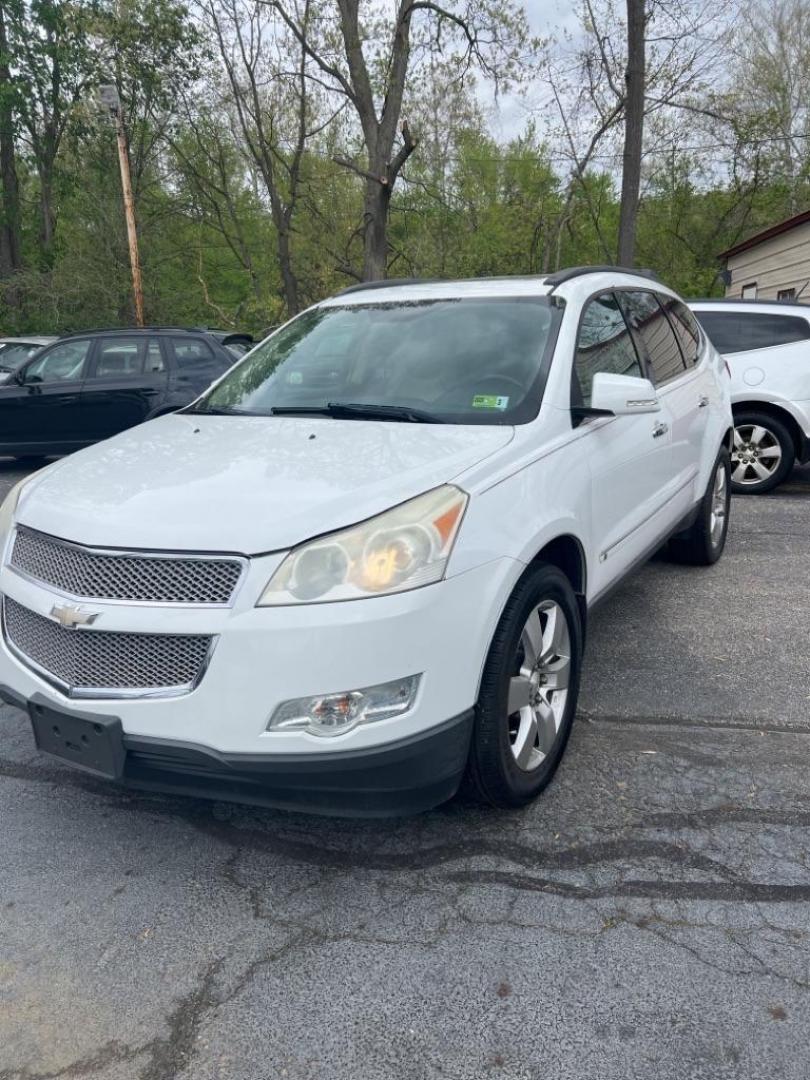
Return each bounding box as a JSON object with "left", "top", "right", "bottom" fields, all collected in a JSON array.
[
  {"left": 170, "top": 337, "right": 217, "bottom": 368},
  {"left": 662, "top": 297, "right": 700, "bottom": 367},
  {"left": 694, "top": 311, "right": 810, "bottom": 354},
  {"left": 618, "top": 290, "right": 686, "bottom": 385}
]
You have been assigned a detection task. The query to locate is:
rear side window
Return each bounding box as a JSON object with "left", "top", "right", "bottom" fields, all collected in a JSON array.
[
  {"left": 145, "top": 340, "right": 166, "bottom": 373},
  {"left": 94, "top": 338, "right": 145, "bottom": 378},
  {"left": 619, "top": 291, "right": 686, "bottom": 385},
  {"left": 692, "top": 311, "right": 810, "bottom": 354},
  {"left": 169, "top": 336, "right": 216, "bottom": 369},
  {"left": 661, "top": 296, "right": 700, "bottom": 367},
  {"left": 574, "top": 292, "right": 643, "bottom": 406}
]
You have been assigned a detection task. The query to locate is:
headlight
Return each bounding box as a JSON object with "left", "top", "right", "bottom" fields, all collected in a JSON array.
[{"left": 258, "top": 485, "right": 468, "bottom": 605}]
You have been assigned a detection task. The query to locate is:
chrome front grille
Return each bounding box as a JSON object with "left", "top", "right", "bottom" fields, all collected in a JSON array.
[
  {"left": 10, "top": 527, "right": 244, "bottom": 605},
  {"left": 3, "top": 597, "right": 213, "bottom": 697}
]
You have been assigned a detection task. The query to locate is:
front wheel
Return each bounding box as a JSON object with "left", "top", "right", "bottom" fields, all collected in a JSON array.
[{"left": 464, "top": 564, "right": 583, "bottom": 808}]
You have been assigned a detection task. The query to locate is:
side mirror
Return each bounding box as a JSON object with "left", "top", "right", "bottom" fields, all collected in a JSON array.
[{"left": 589, "top": 372, "right": 661, "bottom": 416}]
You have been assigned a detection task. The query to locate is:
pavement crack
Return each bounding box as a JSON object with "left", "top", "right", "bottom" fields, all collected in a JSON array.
[
  {"left": 443, "top": 869, "right": 810, "bottom": 903},
  {"left": 0, "top": 1042, "right": 141, "bottom": 1080}
]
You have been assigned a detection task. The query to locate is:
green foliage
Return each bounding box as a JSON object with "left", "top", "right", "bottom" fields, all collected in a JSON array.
[{"left": 0, "top": 0, "right": 803, "bottom": 335}]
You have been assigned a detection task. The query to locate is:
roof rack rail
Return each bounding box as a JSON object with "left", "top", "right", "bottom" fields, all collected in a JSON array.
[
  {"left": 337, "top": 277, "right": 434, "bottom": 296},
  {"left": 59, "top": 325, "right": 211, "bottom": 338},
  {"left": 544, "top": 265, "right": 661, "bottom": 289}
]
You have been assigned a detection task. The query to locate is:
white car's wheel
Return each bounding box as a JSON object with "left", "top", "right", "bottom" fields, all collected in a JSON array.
[
  {"left": 731, "top": 412, "right": 794, "bottom": 494},
  {"left": 669, "top": 448, "right": 731, "bottom": 565},
  {"left": 465, "top": 564, "right": 583, "bottom": 808}
]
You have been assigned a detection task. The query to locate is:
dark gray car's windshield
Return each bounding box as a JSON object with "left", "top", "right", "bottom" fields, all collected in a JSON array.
[
  {"left": 191, "top": 297, "right": 559, "bottom": 425},
  {"left": 0, "top": 343, "right": 42, "bottom": 372}
]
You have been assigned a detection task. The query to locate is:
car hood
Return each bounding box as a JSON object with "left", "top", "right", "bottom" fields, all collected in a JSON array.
[{"left": 17, "top": 413, "right": 514, "bottom": 553}]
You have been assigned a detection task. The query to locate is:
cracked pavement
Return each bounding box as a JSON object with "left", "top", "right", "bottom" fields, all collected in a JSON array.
[{"left": 1, "top": 460, "right": 809, "bottom": 1080}]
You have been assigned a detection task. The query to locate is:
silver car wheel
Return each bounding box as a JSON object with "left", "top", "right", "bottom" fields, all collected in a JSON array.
[
  {"left": 731, "top": 424, "right": 782, "bottom": 486},
  {"left": 709, "top": 462, "right": 728, "bottom": 547},
  {"left": 507, "top": 600, "right": 571, "bottom": 772}
]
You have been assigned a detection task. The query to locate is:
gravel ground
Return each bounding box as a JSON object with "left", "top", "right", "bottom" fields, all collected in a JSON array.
[{"left": 1, "top": 458, "right": 809, "bottom": 1080}]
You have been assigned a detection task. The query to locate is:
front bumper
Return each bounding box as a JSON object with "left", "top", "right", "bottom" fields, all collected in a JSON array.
[
  {"left": 0, "top": 553, "right": 520, "bottom": 813},
  {"left": 0, "top": 685, "right": 473, "bottom": 816}
]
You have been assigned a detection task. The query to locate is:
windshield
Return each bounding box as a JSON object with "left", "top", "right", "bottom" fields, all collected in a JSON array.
[
  {"left": 0, "top": 342, "right": 44, "bottom": 371},
  {"left": 192, "top": 297, "right": 559, "bottom": 425}
]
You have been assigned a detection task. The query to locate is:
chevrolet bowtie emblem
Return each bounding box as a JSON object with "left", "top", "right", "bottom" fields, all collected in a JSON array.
[{"left": 49, "top": 604, "right": 100, "bottom": 630}]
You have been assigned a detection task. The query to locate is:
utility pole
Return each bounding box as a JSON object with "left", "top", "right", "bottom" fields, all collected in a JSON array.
[{"left": 99, "top": 84, "right": 144, "bottom": 326}]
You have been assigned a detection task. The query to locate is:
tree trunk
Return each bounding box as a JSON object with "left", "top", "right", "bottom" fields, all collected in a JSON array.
[
  {"left": 617, "top": 0, "right": 645, "bottom": 266},
  {"left": 276, "top": 221, "right": 300, "bottom": 314},
  {"left": 38, "top": 169, "right": 56, "bottom": 267},
  {"left": 0, "top": 2, "right": 21, "bottom": 280},
  {"left": 362, "top": 175, "right": 391, "bottom": 282}
]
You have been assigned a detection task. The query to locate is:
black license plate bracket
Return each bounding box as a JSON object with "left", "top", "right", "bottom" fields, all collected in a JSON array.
[{"left": 28, "top": 698, "right": 125, "bottom": 779}]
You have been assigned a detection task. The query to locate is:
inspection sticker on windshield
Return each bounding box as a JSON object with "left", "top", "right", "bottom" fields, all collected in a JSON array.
[{"left": 472, "top": 394, "right": 509, "bottom": 410}]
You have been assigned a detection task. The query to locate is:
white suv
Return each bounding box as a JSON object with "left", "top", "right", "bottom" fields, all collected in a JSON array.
[
  {"left": 0, "top": 270, "right": 732, "bottom": 816},
  {"left": 690, "top": 300, "right": 810, "bottom": 494}
]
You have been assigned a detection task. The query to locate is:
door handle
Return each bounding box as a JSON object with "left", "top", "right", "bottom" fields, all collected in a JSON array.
[
  {"left": 652, "top": 421, "right": 669, "bottom": 439},
  {"left": 698, "top": 395, "right": 710, "bottom": 408}
]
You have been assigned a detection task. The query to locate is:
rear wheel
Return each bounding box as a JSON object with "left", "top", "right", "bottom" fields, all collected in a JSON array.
[
  {"left": 730, "top": 412, "right": 794, "bottom": 494},
  {"left": 465, "top": 564, "right": 583, "bottom": 808}
]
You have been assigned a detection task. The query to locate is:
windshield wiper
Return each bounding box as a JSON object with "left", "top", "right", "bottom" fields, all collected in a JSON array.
[
  {"left": 184, "top": 404, "right": 254, "bottom": 416},
  {"left": 270, "top": 402, "right": 444, "bottom": 424}
]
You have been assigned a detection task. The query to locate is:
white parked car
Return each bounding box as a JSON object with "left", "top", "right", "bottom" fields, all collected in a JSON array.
[
  {"left": 0, "top": 270, "right": 732, "bottom": 816},
  {"left": 690, "top": 299, "right": 810, "bottom": 493}
]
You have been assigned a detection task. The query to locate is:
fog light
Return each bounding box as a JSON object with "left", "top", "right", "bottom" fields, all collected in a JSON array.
[{"left": 268, "top": 675, "right": 421, "bottom": 737}]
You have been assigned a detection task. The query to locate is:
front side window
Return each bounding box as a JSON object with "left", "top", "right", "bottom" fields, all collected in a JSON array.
[
  {"left": 192, "top": 298, "right": 559, "bottom": 425},
  {"left": 619, "top": 291, "right": 686, "bottom": 385},
  {"left": 24, "top": 340, "right": 91, "bottom": 383},
  {"left": 693, "top": 311, "right": 810, "bottom": 355},
  {"left": 573, "top": 292, "right": 642, "bottom": 407}
]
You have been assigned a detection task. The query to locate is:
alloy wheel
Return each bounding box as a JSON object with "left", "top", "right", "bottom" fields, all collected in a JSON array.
[
  {"left": 731, "top": 424, "right": 782, "bottom": 486},
  {"left": 507, "top": 600, "right": 571, "bottom": 772},
  {"left": 710, "top": 462, "right": 728, "bottom": 547}
]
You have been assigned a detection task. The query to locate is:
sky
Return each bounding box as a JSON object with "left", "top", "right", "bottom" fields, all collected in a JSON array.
[{"left": 479, "top": 0, "right": 583, "bottom": 141}]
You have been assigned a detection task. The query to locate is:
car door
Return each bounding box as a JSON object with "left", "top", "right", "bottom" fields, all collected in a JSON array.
[
  {"left": 80, "top": 336, "right": 169, "bottom": 441},
  {"left": 0, "top": 338, "right": 93, "bottom": 452},
  {"left": 619, "top": 290, "right": 704, "bottom": 520},
  {"left": 659, "top": 294, "right": 716, "bottom": 466},
  {"left": 572, "top": 291, "right": 675, "bottom": 598}
]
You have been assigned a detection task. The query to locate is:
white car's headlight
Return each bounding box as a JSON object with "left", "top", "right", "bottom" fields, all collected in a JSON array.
[{"left": 258, "top": 485, "right": 468, "bottom": 605}]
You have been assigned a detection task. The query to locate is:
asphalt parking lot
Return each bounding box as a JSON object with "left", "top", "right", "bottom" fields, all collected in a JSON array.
[{"left": 1, "top": 459, "right": 810, "bottom": 1080}]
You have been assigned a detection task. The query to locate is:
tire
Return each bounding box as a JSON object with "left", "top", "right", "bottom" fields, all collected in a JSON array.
[
  {"left": 730, "top": 411, "right": 794, "bottom": 494},
  {"left": 464, "top": 563, "right": 583, "bottom": 809},
  {"left": 668, "top": 447, "right": 731, "bottom": 566}
]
